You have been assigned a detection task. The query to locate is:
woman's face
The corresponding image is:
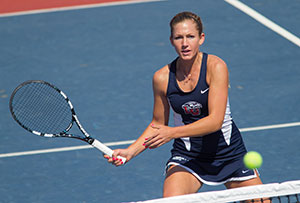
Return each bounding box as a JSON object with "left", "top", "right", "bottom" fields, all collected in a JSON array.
[{"left": 170, "top": 19, "right": 205, "bottom": 61}]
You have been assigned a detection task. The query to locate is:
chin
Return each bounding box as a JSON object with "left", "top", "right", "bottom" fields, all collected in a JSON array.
[{"left": 180, "top": 54, "right": 195, "bottom": 61}]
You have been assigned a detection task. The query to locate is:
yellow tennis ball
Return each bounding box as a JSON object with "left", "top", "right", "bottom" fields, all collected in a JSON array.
[{"left": 243, "top": 151, "right": 263, "bottom": 169}]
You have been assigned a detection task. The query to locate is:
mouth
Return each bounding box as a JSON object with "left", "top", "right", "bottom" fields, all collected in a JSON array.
[{"left": 181, "top": 50, "right": 191, "bottom": 56}]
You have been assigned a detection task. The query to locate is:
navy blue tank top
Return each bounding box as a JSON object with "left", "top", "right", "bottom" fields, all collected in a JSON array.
[{"left": 166, "top": 53, "right": 247, "bottom": 161}]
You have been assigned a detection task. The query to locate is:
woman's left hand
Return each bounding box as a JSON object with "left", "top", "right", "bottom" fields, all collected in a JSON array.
[{"left": 143, "top": 123, "right": 174, "bottom": 149}]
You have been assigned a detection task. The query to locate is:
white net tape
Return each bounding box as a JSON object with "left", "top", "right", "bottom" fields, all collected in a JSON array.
[{"left": 130, "top": 180, "right": 300, "bottom": 203}]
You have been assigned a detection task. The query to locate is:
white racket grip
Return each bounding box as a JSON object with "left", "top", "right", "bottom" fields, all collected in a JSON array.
[{"left": 91, "top": 139, "right": 126, "bottom": 164}]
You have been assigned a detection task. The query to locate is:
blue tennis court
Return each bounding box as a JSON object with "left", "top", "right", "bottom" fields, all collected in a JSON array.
[{"left": 1, "top": 0, "right": 300, "bottom": 202}]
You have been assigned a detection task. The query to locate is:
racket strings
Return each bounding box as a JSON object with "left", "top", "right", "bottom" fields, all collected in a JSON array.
[{"left": 11, "top": 82, "right": 73, "bottom": 134}]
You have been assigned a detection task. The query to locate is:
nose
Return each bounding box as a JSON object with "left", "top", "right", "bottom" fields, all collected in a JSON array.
[{"left": 182, "top": 37, "right": 188, "bottom": 47}]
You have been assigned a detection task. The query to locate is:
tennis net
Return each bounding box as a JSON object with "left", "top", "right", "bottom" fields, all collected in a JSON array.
[{"left": 131, "top": 180, "right": 300, "bottom": 203}]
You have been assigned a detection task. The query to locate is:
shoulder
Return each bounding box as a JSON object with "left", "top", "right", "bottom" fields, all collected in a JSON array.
[
  {"left": 206, "top": 54, "right": 228, "bottom": 84},
  {"left": 207, "top": 54, "right": 228, "bottom": 71},
  {"left": 152, "top": 64, "right": 170, "bottom": 94},
  {"left": 153, "top": 64, "right": 170, "bottom": 85}
]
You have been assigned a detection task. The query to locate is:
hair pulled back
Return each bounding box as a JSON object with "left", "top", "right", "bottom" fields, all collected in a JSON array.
[{"left": 170, "top": 11, "right": 203, "bottom": 37}]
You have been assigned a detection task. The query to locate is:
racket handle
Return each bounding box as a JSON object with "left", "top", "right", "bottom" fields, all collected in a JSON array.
[{"left": 91, "top": 139, "right": 126, "bottom": 164}]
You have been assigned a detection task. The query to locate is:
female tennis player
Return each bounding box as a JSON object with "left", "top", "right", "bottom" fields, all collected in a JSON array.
[{"left": 104, "top": 11, "right": 265, "bottom": 197}]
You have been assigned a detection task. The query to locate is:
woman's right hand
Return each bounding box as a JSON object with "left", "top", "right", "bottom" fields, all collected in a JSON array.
[{"left": 104, "top": 148, "right": 132, "bottom": 166}]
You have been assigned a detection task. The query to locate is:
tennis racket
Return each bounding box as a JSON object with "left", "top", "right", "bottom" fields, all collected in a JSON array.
[{"left": 9, "top": 80, "right": 126, "bottom": 164}]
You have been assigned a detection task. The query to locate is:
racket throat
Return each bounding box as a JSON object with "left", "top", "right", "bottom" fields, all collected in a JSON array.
[{"left": 86, "top": 137, "right": 95, "bottom": 144}]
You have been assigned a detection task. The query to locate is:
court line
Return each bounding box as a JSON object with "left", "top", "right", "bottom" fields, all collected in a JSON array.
[
  {"left": 0, "top": 140, "right": 136, "bottom": 158},
  {"left": 0, "top": 0, "right": 166, "bottom": 18},
  {"left": 1, "top": 121, "right": 300, "bottom": 158},
  {"left": 239, "top": 122, "right": 300, "bottom": 132},
  {"left": 225, "top": 0, "right": 300, "bottom": 47}
]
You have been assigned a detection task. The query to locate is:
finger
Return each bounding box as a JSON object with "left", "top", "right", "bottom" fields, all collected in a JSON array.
[
  {"left": 150, "top": 123, "right": 160, "bottom": 129},
  {"left": 143, "top": 134, "right": 157, "bottom": 145},
  {"left": 106, "top": 158, "right": 114, "bottom": 163},
  {"left": 143, "top": 134, "right": 158, "bottom": 148},
  {"left": 112, "top": 158, "right": 124, "bottom": 167},
  {"left": 145, "top": 135, "right": 162, "bottom": 148},
  {"left": 103, "top": 154, "right": 113, "bottom": 163},
  {"left": 145, "top": 134, "right": 156, "bottom": 141},
  {"left": 148, "top": 139, "right": 164, "bottom": 149},
  {"left": 113, "top": 157, "right": 125, "bottom": 165},
  {"left": 112, "top": 152, "right": 125, "bottom": 165},
  {"left": 153, "top": 142, "right": 165, "bottom": 149}
]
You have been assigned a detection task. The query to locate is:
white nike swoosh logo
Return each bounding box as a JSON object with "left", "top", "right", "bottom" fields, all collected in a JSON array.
[
  {"left": 242, "top": 170, "right": 250, "bottom": 174},
  {"left": 201, "top": 88, "right": 209, "bottom": 94}
]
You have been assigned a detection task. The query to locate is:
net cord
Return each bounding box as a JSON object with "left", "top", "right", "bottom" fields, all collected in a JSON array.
[{"left": 131, "top": 180, "right": 300, "bottom": 203}]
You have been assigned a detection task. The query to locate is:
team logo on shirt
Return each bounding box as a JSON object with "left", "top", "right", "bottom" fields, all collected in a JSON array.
[{"left": 182, "top": 101, "right": 202, "bottom": 116}]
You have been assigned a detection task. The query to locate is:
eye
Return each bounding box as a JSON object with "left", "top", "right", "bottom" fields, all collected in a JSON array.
[
  {"left": 174, "top": 36, "right": 183, "bottom": 40},
  {"left": 187, "top": 35, "right": 195, "bottom": 39}
]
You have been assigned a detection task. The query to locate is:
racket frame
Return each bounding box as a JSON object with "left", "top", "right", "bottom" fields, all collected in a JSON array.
[{"left": 9, "top": 80, "right": 126, "bottom": 163}]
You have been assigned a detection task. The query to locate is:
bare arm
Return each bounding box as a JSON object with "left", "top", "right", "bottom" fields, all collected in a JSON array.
[
  {"left": 127, "top": 66, "right": 170, "bottom": 154},
  {"left": 105, "top": 65, "right": 170, "bottom": 165}
]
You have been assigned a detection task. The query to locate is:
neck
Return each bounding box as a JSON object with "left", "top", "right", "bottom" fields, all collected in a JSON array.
[{"left": 177, "top": 52, "right": 201, "bottom": 75}]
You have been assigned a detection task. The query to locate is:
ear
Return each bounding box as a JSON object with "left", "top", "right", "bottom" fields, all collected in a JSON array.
[{"left": 199, "top": 33, "right": 205, "bottom": 46}]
